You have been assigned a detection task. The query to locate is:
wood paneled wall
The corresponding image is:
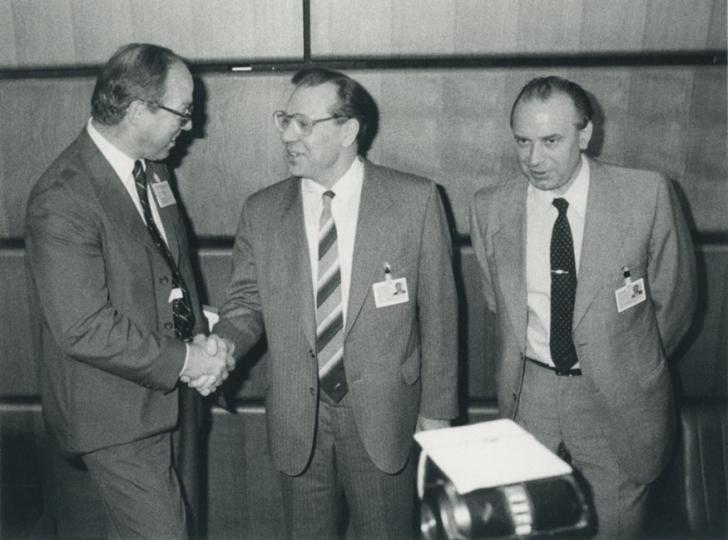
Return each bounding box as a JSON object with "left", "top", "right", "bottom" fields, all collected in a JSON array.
[
  {"left": 1, "top": 66, "right": 726, "bottom": 238},
  {"left": 311, "top": 0, "right": 726, "bottom": 56},
  {"left": 1, "top": 0, "right": 726, "bottom": 537},
  {"left": 0, "top": 0, "right": 302, "bottom": 67}
]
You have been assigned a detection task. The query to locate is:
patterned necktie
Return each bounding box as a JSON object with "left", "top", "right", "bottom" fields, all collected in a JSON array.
[
  {"left": 316, "top": 190, "right": 347, "bottom": 402},
  {"left": 133, "top": 161, "right": 194, "bottom": 341},
  {"left": 550, "top": 197, "right": 578, "bottom": 371}
]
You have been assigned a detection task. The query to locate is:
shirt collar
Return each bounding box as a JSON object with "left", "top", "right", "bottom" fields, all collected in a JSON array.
[
  {"left": 528, "top": 154, "right": 590, "bottom": 220},
  {"left": 301, "top": 157, "right": 364, "bottom": 204},
  {"left": 86, "top": 118, "right": 140, "bottom": 182}
]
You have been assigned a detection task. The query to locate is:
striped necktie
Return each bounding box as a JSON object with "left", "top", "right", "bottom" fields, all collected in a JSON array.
[
  {"left": 316, "top": 190, "right": 347, "bottom": 402},
  {"left": 133, "top": 160, "right": 194, "bottom": 341},
  {"left": 550, "top": 197, "right": 578, "bottom": 371}
]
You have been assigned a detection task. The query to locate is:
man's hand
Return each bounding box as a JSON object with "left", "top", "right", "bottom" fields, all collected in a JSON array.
[
  {"left": 180, "top": 334, "right": 233, "bottom": 396},
  {"left": 205, "top": 334, "right": 236, "bottom": 371},
  {"left": 416, "top": 415, "right": 451, "bottom": 432}
]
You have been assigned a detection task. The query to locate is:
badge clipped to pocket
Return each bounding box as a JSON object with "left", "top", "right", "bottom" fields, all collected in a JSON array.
[
  {"left": 373, "top": 262, "right": 409, "bottom": 308},
  {"left": 151, "top": 173, "right": 177, "bottom": 208},
  {"left": 168, "top": 287, "right": 183, "bottom": 303},
  {"left": 615, "top": 266, "right": 646, "bottom": 313}
]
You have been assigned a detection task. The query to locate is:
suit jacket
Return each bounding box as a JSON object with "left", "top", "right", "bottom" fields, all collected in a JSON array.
[
  {"left": 25, "top": 129, "right": 206, "bottom": 455},
  {"left": 470, "top": 158, "right": 697, "bottom": 484},
  {"left": 214, "top": 160, "right": 459, "bottom": 475}
]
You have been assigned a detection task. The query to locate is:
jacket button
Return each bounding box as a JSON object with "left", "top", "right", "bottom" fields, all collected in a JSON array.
[
  {"left": 309, "top": 387, "right": 316, "bottom": 395},
  {"left": 512, "top": 393, "right": 517, "bottom": 401},
  {"left": 160, "top": 276, "right": 169, "bottom": 284},
  {"left": 164, "top": 322, "right": 173, "bottom": 330}
]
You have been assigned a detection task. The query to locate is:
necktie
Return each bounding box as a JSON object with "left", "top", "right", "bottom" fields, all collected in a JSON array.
[
  {"left": 550, "top": 197, "right": 578, "bottom": 371},
  {"left": 133, "top": 161, "right": 194, "bottom": 341},
  {"left": 316, "top": 191, "right": 347, "bottom": 402}
]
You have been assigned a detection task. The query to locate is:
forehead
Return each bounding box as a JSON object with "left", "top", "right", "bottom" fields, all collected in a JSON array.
[
  {"left": 287, "top": 82, "right": 340, "bottom": 116},
  {"left": 512, "top": 92, "right": 580, "bottom": 133},
  {"left": 162, "top": 62, "right": 193, "bottom": 101}
]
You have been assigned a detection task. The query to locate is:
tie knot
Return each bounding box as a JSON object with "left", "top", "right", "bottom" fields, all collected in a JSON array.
[
  {"left": 552, "top": 197, "right": 569, "bottom": 215},
  {"left": 133, "top": 160, "right": 147, "bottom": 187},
  {"left": 323, "top": 190, "right": 335, "bottom": 200}
]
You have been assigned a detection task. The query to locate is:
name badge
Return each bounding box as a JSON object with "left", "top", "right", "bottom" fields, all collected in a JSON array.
[
  {"left": 151, "top": 176, "right": 176, "bottom": 208},
  {"left": 373, "top": 277, "right": 409, "bottom": 308},
  {"left": 615, "top": 277, "right": 646, "bottom": 313},
  {"left": 168, "top": 287, "right": 183, "bottom": 303}
]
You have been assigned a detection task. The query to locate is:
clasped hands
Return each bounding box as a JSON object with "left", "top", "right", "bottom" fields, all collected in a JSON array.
[{"left": 180, "top": 334, "right": 236, "bottom": 396}]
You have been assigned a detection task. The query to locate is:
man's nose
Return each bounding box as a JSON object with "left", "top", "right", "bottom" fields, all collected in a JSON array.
[{"left": 528, "top": 144, "right": 544, "bottom": 166}]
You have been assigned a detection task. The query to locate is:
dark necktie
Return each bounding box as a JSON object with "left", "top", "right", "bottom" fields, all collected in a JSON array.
[
  {"left": 133, "top": 161, "right": 194, "bottom": 341},
  {"left": 550, "top": 197, "right": 578, "bottom": 371},
  {"left": 316, "top": 190, "right": 347, "bottom": 402}
]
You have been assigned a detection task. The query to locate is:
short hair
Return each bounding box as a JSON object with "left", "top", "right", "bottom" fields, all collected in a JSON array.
[
  {"left": 91, "top": 43, "right": 185, "bottom": 125},
  {"left": 510, "top": 76, "right": 593, "bottom": 129},
  {"left": 291, "top": 68, "right": 379, "bottom": 156}
]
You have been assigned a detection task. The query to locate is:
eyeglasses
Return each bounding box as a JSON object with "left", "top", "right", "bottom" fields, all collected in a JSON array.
[
  {"left": 146, "top": 101, "right": 193, "bottom": 124},
  {"left": 273, "top": 111, "right": 346, "bottom": 137}
]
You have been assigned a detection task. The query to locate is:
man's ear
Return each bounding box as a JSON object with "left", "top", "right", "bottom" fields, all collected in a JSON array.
[
  {"left": 579, "top": 120, "right": 593, "bottom": 151},
  {"left": 126, "top": 99, "right": 147, "bottom": 126},
  {"left": 342, "top": 117, "right": 360, "bottom": 148}
]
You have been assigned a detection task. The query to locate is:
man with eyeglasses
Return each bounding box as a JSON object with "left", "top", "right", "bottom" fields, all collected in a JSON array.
[
  {"left": 213, "top": 68, "right": 459, "bottom": 538},
  {"left": 25, "top": 43, "right": 232, "bottom": 538}
]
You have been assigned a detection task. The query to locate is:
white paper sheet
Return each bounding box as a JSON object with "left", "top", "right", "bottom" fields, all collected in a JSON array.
[{"left": 415, "top": 419, "right": 572, "bottom": 494}]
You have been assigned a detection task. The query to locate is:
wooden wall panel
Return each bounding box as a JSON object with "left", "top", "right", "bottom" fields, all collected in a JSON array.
[
  {"left": 2, "top": 65, "right": 725, "bottom": 237},
  {"left": 684, "top": 67, "right": 728, "bottom": 232},
  {"left": 642, "top": 0, "right": 720, "bottom": 51},
  {"left": 677, "top": 247, "right": 728, "bottom": 398},
  {"left": 0, "top": 1, "right": 18, "bottom": 68},
  {"left": 311, "top": 0, "right": 726, "bottom": 57},
  {"left": 707, "top": 0, "right": 728, "bottom": 49},
  {"left": 0, "top": 78, "right": 93, "bottom": 239},
  {"left": 173, "top": 74, "right": 291, "bottom": 238},
  {"left": 0, "top": 249, "right": 35, "bottom": 398},
  {"left": 0, "top": 0, "right": 302, "bottom": 68},
  {"left": 7, "top": 0, "right": 78, "bottom": 67}
]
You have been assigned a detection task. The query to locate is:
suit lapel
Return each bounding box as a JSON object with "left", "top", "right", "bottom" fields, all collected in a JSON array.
[
  {"left": 573, "top": 160, "right": 630, "bottom": 329},
  {"left": 80, "top": 132, "right": 157, "bottom": 252},
  {"left": 345, "top": 162, "right": 392, "bottom": 335},
  {"left": 493, "top": 185, "right": 528, "bottom": 349},
  {"left": 277, "top": 179, "right": 316, "bottom": 348}
]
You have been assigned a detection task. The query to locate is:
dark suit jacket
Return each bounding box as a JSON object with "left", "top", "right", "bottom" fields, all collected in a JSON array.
[
  {"left": 25, "top": 129, "right": 206, "bottom": 455},
  {"left": 470, "top": 158, "right": 697, "bottom": 484},
  {"left": 214, "top": 160, "right": 459, "bottom": 475}
]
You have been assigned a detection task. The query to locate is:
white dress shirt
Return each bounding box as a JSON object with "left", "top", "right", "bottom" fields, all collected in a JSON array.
[
  {"left": 86, "top": 119, "right": 169, "bottom": 244},
  {"left": 301, "top": 157, "right": 364, "bottom": 329},
  {"left": 525, "top": 155, "right": 590, "bottom": 367}
]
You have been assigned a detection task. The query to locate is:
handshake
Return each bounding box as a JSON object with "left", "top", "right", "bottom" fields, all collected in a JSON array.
[{"left": 179, "top": 334, "right": 236, "bottom": 396}]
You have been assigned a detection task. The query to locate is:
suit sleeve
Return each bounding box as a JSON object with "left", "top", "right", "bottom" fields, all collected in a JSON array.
[
  {"left": 213, "top": 200, "right": 266, "bottom": 357},
  {"left": 648, "top": 176, "right": 698, "bottom": 356},
  {"left": 470, "top": 193, "right": 496, "bottom": 314},
  {"left": 25, "top": 183, "right": 185, "bottom": 391},
  {"left": 417, "top": 183, "right": 459, "bottom": 420}
]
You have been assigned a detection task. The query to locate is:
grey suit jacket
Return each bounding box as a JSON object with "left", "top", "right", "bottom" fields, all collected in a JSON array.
[
  {"left": 214, "top": 160, "right": 459, "bottom": 475},
  {"left": 25, "top": 130, "right": 206, "bottom": 454},
  {"left": 470, "top": 158, "right": 697, "bottom": 483}
]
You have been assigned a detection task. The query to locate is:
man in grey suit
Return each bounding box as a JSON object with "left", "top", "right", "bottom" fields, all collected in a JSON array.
[
  {"left": 213, "top": 68, "right": 458, "bottom": 538},
  {"left": 470, "top": 76, "right": 697, "bottom": 537},
  {"left": 25, "top": 43, "right": 232, "bottom": 538}
]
